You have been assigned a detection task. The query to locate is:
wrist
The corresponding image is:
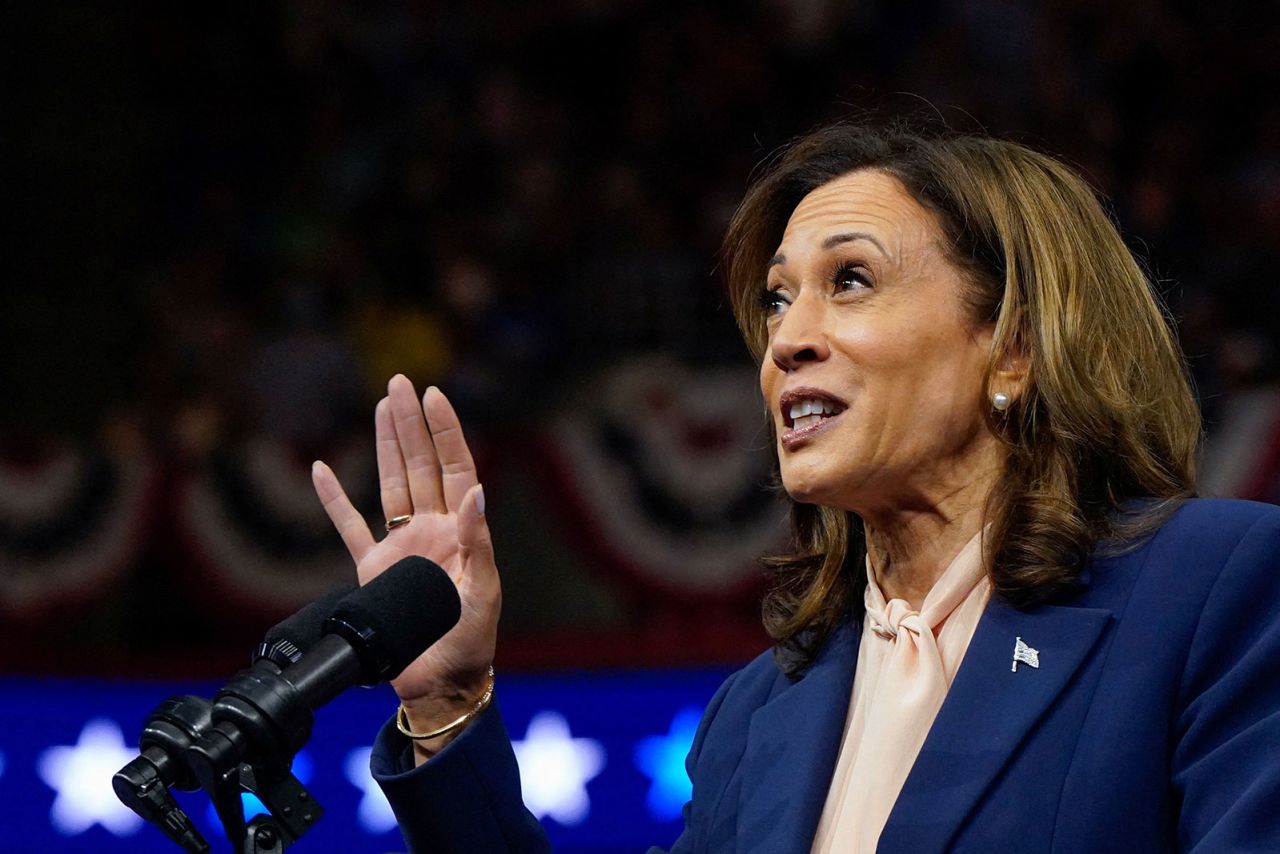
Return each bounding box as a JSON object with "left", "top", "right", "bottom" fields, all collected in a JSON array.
[{"left": 397, "top": 667, "right": 495, "bottom": 765}]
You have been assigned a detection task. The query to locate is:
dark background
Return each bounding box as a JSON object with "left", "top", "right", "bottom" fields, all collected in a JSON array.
[{"left": 5, "top": 0, "right": 1280, "bottom": 679}]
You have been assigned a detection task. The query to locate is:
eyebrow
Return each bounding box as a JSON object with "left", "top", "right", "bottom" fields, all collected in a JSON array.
[{"left": 766, "top": 231, "right": 890, "bottom": 269}]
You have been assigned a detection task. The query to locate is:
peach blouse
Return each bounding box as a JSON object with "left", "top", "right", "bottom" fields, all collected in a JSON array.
[{"left": 810, "top": 529, "right": 992, "bottom": 853}]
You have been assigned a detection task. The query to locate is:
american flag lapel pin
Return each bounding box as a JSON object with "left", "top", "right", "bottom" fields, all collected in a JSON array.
[{"left": 1011, "top": 636, "right": 1040, "bottom": 672}]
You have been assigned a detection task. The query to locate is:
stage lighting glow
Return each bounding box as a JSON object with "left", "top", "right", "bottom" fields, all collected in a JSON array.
[
  {"left": 512, "top": 711, "right": 606, "bottom": 825},
  {"left": 4, "top": 669, "right": 729, "bottom": 852},
  {"left": 37, "top": 718, "right": 145, "bottom": 837},
  {"left": 635, "top": 706, "right": 701, "bottom": 821},
  {"left": 345, "top": 746, "right": 398, "bottom": 834}
]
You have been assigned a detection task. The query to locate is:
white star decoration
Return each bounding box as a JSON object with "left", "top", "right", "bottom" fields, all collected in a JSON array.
[
  {"left": 37, "top": 718, "right": 144, "bottom": 836},
  {"left": 344, "top": 746, "right": 398, "bottom": 834},
  {"left": 512, "top": 711, "right": 605, "bottom": 825}
]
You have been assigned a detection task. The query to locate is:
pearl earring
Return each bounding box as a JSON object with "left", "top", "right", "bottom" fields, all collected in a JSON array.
[{"left": 992, "top": 392, "right": 1011, "bottom": 411}]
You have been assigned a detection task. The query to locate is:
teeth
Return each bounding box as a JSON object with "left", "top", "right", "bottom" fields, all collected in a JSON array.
[
  {"left": 793, "top": 414, "right": 822, "bottom": 429},
  {"left": 787, "top": 397, "right": 838, "bottom": 424}
]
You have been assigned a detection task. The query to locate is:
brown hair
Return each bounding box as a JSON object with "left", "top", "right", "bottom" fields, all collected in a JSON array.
[{"left": 723, "top": 120, "right": 1200, "bottom": 675}]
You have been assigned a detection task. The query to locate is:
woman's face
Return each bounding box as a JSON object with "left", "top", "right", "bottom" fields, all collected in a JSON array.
[{"left": 759, "top": 169, "right": 1001, "bottom": 516}]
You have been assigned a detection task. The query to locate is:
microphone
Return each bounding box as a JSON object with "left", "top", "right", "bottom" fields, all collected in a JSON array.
[
  {"left": 185, "top": 556, "right": 460, "bottom": 795},
  {"left": 112, "top": 582, "right": 357, "bottom": 852},
  {"left": 255, "top": 582, "right": 358, "bottom": 671}
]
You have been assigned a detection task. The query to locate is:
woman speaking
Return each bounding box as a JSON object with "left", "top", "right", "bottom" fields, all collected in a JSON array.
[{"left": 311, "top": 121, "right": 1280, "bottom": 852}]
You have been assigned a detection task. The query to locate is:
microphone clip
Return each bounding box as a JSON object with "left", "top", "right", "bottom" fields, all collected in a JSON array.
[
  {"left": 112, "top": 695, "right": 214, "bottom": 853},
  {"left": 186, "top": 666, "right": 327, "bottom": 852},
  {"left": 200, "top": 758, "right": 321, "bottom": 854}
]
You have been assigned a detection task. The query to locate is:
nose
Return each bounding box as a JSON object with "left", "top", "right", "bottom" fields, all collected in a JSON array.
[{"left": 769, "top": 292, "right": 830, "bottom": 372}]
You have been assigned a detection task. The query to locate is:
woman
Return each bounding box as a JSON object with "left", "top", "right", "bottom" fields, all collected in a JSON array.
[{"left": 311, "top": 121, "right": 1280, "bottom": 852}]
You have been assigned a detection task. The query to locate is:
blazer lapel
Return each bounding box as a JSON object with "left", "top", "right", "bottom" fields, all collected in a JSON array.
[
  {"left": 736, "top": 621, "right": 860, "bottom": 854},
  {"left": 879, "top": 598, "right": 1112, "bottom": 851}
]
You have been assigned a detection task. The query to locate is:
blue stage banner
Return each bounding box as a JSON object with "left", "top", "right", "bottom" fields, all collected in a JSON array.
[{"left": 0, "top": 667, "right": 731, "bottom": 853}]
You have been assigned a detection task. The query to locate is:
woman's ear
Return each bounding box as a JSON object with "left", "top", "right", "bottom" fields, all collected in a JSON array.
[{"left": 991, "top": 337, "right": 1031, "bottom": 405}]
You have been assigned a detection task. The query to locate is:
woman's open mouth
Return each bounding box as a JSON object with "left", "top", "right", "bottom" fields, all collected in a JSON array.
[{"left": 779, "top": 388, "right": 847, "bottom": 450}]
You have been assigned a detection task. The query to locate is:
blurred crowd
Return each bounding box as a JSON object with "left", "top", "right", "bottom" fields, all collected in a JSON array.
[{"left": 5, "top": 0, "right": 1279, "bottom": 676}]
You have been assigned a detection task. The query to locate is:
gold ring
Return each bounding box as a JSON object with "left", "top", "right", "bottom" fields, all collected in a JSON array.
[{"left": 385, "top": 514, "right": 413, "bottom": 531}]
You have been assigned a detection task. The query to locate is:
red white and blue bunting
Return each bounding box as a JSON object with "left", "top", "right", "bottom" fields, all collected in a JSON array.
[
  {"left": 539, "top": 356, "right": 788, "bottom": 602},
  {"left": 0, "top": 442, "right": 156, "bottom": 620},
  {"left": 1, "top": 356, "right": 791, "bottom": 634},
  {"left": 172, "top": 436, "right": 377, "bottom": 617},
  {"left": 1199, "top": 385, "right": 1280, "bottom": 501}
]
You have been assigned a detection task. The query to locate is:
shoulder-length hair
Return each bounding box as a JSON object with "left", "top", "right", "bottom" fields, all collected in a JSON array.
[{"left": 723, "top": 120, "right": 1200, "bottom": 675}]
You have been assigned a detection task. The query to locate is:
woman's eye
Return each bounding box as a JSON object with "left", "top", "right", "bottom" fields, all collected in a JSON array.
[
  {"left": 759, "top": 287, "right": 790, "bottom": 316},
  {"left": 834, "top": 263, "right": 872, "bottom": 291}
]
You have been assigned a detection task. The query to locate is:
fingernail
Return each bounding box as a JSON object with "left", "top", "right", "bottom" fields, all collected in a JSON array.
[{"left": 475, "top": 485, "right": 486, "bottom": 517}]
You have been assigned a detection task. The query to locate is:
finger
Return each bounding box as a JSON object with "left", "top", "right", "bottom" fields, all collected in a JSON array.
[
  {"left": 312, "top": 460, "right": 376, "bottom": 560},
  {"left": 375, "top": 396, "right": 412, "bottom": 521},
  {"left": 457, "top": 484, "right": 498, "bottom": 589},
  {"left": 388, "top": 374, "right": 446, "bottom": 514},
  {"left": 423, "top": 386, "right": 478, "bottom": 514}
]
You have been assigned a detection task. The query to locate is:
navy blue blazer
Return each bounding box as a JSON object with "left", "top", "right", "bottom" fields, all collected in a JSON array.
[{"left": 372, "top": 498, "right": 1280, "bottom": 852}]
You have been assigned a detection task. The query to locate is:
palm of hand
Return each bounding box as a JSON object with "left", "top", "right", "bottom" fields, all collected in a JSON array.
[
  {"left": 312, "top": 375, "right": 499, "bottom": 706},
  {"left": 360, "top": 516, "right": 493, "bottom": 701}
]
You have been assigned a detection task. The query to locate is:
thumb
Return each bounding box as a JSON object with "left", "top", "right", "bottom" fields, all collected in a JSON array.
[{"left": 458, "top": 484, "right": 497, "bottom": 579}]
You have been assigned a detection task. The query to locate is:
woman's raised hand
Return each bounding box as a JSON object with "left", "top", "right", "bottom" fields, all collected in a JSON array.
[{"left": 311, "top": 375, "right": 499, "bottom": 737}]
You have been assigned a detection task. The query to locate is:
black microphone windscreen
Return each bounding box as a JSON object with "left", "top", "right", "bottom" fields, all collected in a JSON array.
[
  {"left": 325, "top": 556, "right": 461, "bottom": 681},
  {"left": 257, "top": 582, "right": 358, "bottom": 667}
]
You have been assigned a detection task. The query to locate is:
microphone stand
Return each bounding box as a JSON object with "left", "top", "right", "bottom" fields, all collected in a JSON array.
[
  {"left": 112, "top": 695, "right": 214, "bottom": 853},
  {"left": 114, "top": 685, "right": 323, "bottom": 853},
  {"left": 116, "top": 559, "right": 448, "bottom": 851},
  {"left": 186, "top": 665, "right": 327, "bottom": 852}
]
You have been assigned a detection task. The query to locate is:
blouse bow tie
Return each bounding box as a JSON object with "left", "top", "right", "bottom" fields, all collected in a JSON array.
[{"left": 810, "top": 532, "right": 992, "bottom": 854}]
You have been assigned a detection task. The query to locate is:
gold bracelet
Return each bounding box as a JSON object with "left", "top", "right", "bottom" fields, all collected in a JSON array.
[{"left": 395, "top": 666, "right": 495, "bottom": 740}]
